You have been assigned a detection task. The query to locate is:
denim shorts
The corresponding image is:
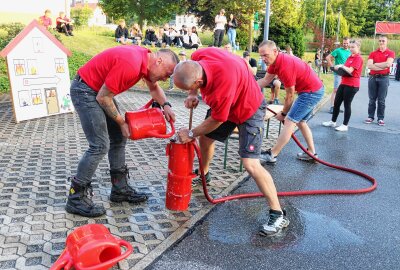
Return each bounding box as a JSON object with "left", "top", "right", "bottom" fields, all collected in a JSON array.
[
  {"left": 287, "top": 87, "right": 324, "bottom": 123},
  {"left": 333, "top": 73, "right": 341, "bottom": 89}
]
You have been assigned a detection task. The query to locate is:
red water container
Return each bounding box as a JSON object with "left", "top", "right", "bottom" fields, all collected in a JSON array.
[
  {"left": 50, "top": 224, "right": 133, "bottom": 270},
  {"left": 165, "top": 141, "right": 196, "bottom": 211},
  {"left": 125, "top": 101, "right": 175, "bottom": 140}
]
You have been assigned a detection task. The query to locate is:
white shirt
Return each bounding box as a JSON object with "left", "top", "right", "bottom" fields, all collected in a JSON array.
[{"left": 215, "top": 15, "right": 227, "bottom": 30}]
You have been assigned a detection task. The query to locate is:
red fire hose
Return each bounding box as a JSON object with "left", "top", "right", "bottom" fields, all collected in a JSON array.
[{"left": 193, "top": 107, "right": 377, "bottom": 204}]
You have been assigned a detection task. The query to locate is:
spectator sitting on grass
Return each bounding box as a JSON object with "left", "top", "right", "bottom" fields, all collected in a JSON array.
[
  {"left": 129, "top": 23, "right": 142, "bottom": 46},
  {"left": 115, "top": 19, "right": 132, "bottom": 45},
  {"left": 56, "top": 11, "right": 74, "bottom": 36},
  {"left": 39, "top": 9, "right": 52, "bottom": 30},
  {"left": 182, "top": 28, "right": 200, "bottom": 50}
]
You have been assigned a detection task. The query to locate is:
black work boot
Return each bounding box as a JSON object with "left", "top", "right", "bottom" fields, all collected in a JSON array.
[
  {"left": 65, "top": 177, "right": 106, "bottom": 217},
  {"left": 110, "top": 165, "right": 148, "bottom": 203}
]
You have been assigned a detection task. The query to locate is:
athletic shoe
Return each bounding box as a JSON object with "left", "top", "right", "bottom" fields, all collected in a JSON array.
[
  {"left": 192, "top": 169, "right": 211, "bottom": 186},
  {"left": 322, "top": 120, "right": 336, "bottom": 127},
  {"left": 273, "top": 99, "right": 280, "bottom": 105},
  {"left": 364, "top": 118, "right": 373, "bottom": 124},
  {"left": 259, "top": 210, "right": 290, "bottom": 236},
  {"left": 335, "top": 124, "right": 348, "bottom": 131},
  {"left": 297, "top": 151, "right": 318, "bottom": 161},
  {"left": 260, "top": 149, "right": 277, "bottom": 164},
  {"left": 378, "top": 120, "right": 385, "bottom": 126}
]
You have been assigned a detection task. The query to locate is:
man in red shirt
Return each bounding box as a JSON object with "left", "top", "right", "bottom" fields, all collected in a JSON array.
[
  {"left": 174, "top": 48, "right": 289, "bottom": 236},
  {"left": 38, "top": 9, "right": 52, "bottom": 30},
  {"left": 66, "top": 46, "right": 179, "bottom": 217},
  {"left": 364, "top": 35, "right": 395, "bottom": 126},
  {"left": 257, "top": 40, "right": 324, "bottom": 163}
]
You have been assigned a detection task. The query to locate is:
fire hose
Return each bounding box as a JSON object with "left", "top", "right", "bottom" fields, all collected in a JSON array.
[{"left": 192, "top": 107, "right": 377, "bottom": 204}]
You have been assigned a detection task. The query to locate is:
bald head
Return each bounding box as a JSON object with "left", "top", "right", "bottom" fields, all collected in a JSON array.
[{"left": 173, "top": 61, "right": 203, "bottom": 90}]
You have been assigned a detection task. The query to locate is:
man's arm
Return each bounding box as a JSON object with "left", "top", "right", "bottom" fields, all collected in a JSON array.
[
  {"left": 374, "top": 58, "right": 395, "bottom": 69},
  {"left": 178, "top": 116, "right": 223, "bottom": 143},
  {"left": 275, "top": 86, "right": 295, "bottom": 122},
  {"left": 96, "top": 84, "right": 130, "bottom": 137},
  {"left": 367, "top": 59, "right": 386, "bottom": 71},
  {"left": 144, "top": 79, "right": 175, "bottom": 122},
  {"left": 326, "top": 54, "right": 334, "bottom": 67},
  {"left": 257, "top": 72, "right": 275, "bottom": 88}
]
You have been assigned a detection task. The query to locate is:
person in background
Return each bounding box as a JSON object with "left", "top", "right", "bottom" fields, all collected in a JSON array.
[
  {"left": 130, "top": 23, "right": 142, "bottom": 46},
  {"left": 213, "top": 9, "right": 227, "bottom": 47},
  {"left": 285, "top": 45, "right": 294, "bottom": 56},
  {"left": 39, "top": 9, "right": 52, "bottom": 30},
  {"left": 56, "top": 11, "right": 74, "bottom": 36},
  {"left": 178, "top": 25, "right": 188, "bottom": 47},
  {"left": 243, "top": 51, "right": 257, "bottom": 75},
  {"left": 191, "top": 26, "right": 202, "bottom": 46},
  {"left": 115, "top": 19, "right": 132, "bottom": 45},
  {"left": 66, "top": 47, "right": 179, "bottom": 217},
  {"left": 182, "top": 28, "right": 200, "bottom": 50},
  {"left": 223, "top": 43, "right": 233, "bottom": 53},
  {"left": 142, "top": 26, "right": 158, "bottom": 46},
  {"left": 323, "top": 39, "right": 364, "bottom": 131},
  {"left": 227, "top": 14, "right": 238, "bottom": 50},
  {"left": 322, "top": 47, "right": 330, "bottom": 74},
  {"left": 314, "top": 48, "right": 321, "bottom": 70},
  {"left": 326, "top": 37, "right": 351, "bottom": 114},
  {"left": 364, "top": 35, "right": 395, "bottom": 126}
]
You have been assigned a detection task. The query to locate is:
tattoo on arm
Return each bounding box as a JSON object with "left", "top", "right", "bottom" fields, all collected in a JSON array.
[{"left": 97, "top": 90, "right": 121, "bottom": 123}]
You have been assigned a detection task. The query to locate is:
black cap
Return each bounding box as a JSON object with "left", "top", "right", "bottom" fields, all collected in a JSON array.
[{"left": 243, "top": 51, "right": 250, "bottom": 57}]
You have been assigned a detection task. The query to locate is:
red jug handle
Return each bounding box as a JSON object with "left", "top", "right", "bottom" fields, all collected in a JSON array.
[
  {"left": 139, "top": 99, "right": 154, "bottom": 110},
  {"left": 76, "top": 239, "right": 133, "bottom": 270},
  {"left": 145, "top": 119, "right": 175, "bottom": 139},
  {"left": 50, "top": 249, "right": 73, "bottom": 270}
]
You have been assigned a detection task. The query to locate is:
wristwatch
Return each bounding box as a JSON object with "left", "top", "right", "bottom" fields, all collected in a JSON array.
[
  {"left": 188, "top": 130, "right": 194, "bottom": 139},
  {"left": 281, "top": 111, "right": 287, "bottom": 116},
  {"left": 162, "top": 102, "right": 172, "bottom": 108}
]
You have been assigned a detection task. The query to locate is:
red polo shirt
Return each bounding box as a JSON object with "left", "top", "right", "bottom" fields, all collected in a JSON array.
[
  {"left": 267, "top": 53, "right": 323, "bottom": 93},
  {"left": 341, "top": 54, "right": 363, "bottom": 87},
  {"left": 368, "top": 48, "right": 395, "bottom": 75},
  {"left": 78, "top": 46, "right": 150, "bottom": 94},
  {"left": 191, "top": 48, "right": 264, "bottom": 124}
]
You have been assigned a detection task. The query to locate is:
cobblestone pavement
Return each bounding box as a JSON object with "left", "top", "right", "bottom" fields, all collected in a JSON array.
[{"left": 0, "top": 90, "right": 281, "bottom": 270}]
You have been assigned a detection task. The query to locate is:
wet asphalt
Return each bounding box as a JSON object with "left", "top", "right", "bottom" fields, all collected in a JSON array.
[{"left": 147, "top": 78, "right": 400, "bottom": 270}]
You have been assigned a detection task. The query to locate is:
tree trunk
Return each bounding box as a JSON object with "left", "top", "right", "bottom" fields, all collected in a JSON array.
[{"left": 248, "top": 19, "right": 254, "bottom": 52}]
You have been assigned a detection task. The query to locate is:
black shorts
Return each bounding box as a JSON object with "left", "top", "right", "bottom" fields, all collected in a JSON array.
[{"left": 205, "top": 99, "right": 267, "bottom": 159}]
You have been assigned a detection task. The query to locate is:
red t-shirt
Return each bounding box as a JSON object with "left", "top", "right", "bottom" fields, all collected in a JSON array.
[
  {"left": 78, "top": 46, "right": 150, "bottom": 94},
  {"left": 341, "top": 54, "right": 363, "bottom": 87},
  {"left": 368, "top": 48, "right": 395, "bottom": 75},
  {"left": 56, "top": 16, "right": 71, "bottom": 27},
  {"left": 191, "top": 48, "right": 264, "bottom": 124},
  {"left": 267, "top": 53, "right": 323, "bottom": 93},
  {"left": 39, "top": 15, "right": 52, "bottom": 28}
]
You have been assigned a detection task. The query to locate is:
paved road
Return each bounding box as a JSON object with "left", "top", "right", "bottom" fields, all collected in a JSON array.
[{"left": 148, "top": 78, "right": 400, "bottom": 270}]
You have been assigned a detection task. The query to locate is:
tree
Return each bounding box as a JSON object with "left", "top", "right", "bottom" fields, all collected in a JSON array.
[
  {"left": 71, "top": 5, "right": 93, "bottom": 27},
  {"left": 99, "top": 0, "right": 187, "bottom": 27}
]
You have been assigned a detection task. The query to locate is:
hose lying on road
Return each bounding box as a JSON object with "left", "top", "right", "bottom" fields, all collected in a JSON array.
[{"left": 193, "top": 107, "right": 377, "bottom": 203}]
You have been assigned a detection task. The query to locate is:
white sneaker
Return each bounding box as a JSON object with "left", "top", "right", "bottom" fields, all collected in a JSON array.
[
  {"left": 322, "top": 121, "right": 336, "bottom": 127},
  {"left": 335, "top": 124, "right": 348, "bottom": 131},
  {"left": 259, "top": 210, "right": 290, "bottom": 236}
]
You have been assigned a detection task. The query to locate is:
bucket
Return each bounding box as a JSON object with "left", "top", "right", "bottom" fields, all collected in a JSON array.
[{"left": 50, "top": 224, "right": 133, "bottom": 270}]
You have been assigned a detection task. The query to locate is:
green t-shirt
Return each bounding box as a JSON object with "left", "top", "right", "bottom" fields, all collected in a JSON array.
[{"left": 331, "top": 48, "right": 351, "bottom": 65}]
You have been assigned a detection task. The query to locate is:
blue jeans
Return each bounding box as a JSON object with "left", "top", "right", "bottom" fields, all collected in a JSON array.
[
  {"left": 70, "top": 78, "right": 127, "bottom": 185},
  {"left": 287, "top": 86, "right": 324, "bottom": 123},
  {"left": 368, "top": 76, "right": 389, "bottom": 120},
  {"left": 227, "top": 28, "right": 237, "bottom": 50}
]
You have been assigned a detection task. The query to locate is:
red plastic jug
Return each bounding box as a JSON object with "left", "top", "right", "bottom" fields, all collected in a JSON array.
[
  {"left": 125, "top": 99, "right": 175, "bottom": 140},
  {"left": 50, "top": 224, "right": 133, "bottom": 270}
]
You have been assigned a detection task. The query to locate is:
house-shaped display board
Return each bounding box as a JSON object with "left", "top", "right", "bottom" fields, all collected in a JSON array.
[{"left": 0, "top": 20, "right": 73, "bottom": 122}]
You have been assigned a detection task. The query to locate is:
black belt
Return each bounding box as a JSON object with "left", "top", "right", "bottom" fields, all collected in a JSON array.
[
  {"left": 75, "top": 74, "right": 87, "bottom": 84},
  {"left": 370, "top": 74, "right": 389, "bottom": 78}
]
